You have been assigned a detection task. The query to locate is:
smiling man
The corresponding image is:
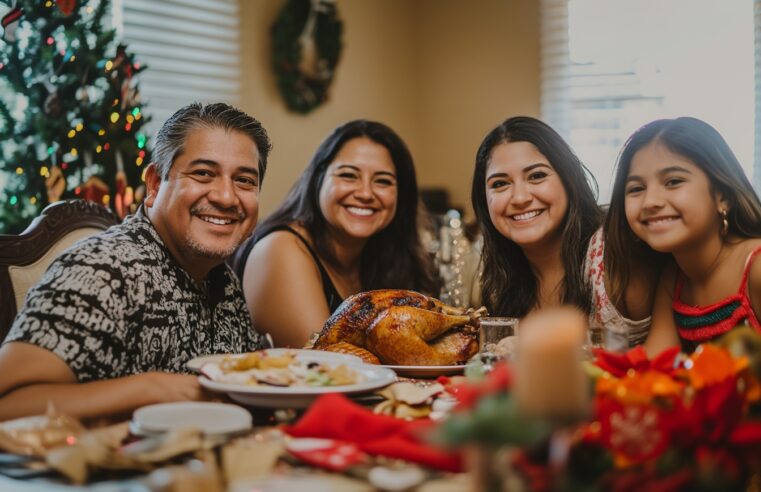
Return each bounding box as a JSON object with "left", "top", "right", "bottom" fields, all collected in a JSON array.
[{"left": 0, "top": 103, "right": 271, "bottom": 420}]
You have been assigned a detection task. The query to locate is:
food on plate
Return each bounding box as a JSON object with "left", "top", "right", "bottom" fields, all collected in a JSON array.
[
  {"left": 314, "top": 289, "right": 483, "bottom": 366},
  {"left": 320, "top": 341, "right": 381, "bottom": 365},
  {"left": 209, "top": 350, "right": 361, "bottom": 387},
  {"left": 0, "top": 408, "right": 85, "bottom": 456},
  {"left": 492, "top": 335, "right": 518, "bottom": 359}
]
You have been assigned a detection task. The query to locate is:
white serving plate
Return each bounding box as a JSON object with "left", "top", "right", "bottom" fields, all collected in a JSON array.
[
  {"left": 198, "top": 363, "right": 396, "bottom": 409},
  {"left": 186, "top": 348, "right": 362, "bottom": 373},
  {"left": 131, "top": 401, "right": 252, "bottom": 436},
  {"left": 380, "top": 364, "right": 465, "bottom": 378}
]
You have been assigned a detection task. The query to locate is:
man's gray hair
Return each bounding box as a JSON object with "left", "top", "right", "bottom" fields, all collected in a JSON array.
[{"left": 151, "top": 102, "right": 272, "bottom": 182}]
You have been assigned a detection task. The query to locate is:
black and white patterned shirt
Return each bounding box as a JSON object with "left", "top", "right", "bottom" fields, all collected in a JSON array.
[{"left": 6, "top": 208, "right": 264, "bottom": 382}]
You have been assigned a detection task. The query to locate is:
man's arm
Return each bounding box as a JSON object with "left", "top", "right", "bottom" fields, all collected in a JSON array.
[{"left": 0, "top": 342, "right": 203, "bottom": 421}]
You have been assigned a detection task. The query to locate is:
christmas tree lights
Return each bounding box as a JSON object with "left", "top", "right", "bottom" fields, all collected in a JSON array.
[{"left": 0, "top": 0, "right": 151, "bottom": 233}]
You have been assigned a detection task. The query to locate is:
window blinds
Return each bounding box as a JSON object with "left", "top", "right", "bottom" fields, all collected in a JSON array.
[
  {"left": 755, "top": 0, "right": 761, "bottom": 192},
  {"left": 539, "top": 0, "right": 571, "bottom": 140},
  {"left": 114, "top": 0, "right": 241, "bottom": 135}
]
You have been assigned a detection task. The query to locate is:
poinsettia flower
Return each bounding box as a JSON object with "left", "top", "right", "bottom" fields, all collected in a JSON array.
[
  {"left": 729, "top": 421, "right": 761, "bottom": 446},
  {"left": 445, "top": 362, "right": 512, "bottom": 410},
  {"left": 678, "top": 344, "right": 746, "bottom": 389},
  {"left": 593, "top": 346, "right": 681, "bottom": 378},
  {"left": 596, "top": 370, "right": 684, "bottom": 405},
  {"left": 601, "top": 467, "right": 693, "bottom": 492}
]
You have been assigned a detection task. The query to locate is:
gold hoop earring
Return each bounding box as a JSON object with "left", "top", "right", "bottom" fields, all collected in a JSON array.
[{"left": 720, "top": 209, "right": 729, "bottom": 237}]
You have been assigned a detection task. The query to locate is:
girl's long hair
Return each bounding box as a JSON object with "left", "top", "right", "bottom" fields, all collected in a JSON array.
[
  {"left": 605, "top": 117, "right": 761, "bottom": 308},
  {"left": 471, "top": 116, "right": 603, "bottom": 317}
]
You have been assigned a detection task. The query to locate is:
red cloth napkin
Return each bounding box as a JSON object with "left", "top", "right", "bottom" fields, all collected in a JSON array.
[{"left": 284, "top": 393, "right": 462, "bottom": 472}]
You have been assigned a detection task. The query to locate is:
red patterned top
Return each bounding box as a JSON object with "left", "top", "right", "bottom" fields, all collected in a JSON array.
[{"left": 673, "top": 246, "right": 761, "bottom": 345}]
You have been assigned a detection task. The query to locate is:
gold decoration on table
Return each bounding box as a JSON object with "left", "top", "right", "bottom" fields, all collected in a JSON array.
[
  {"left": 373, "top": 382, "right": 444, "bottom": 419},
  {"left": 434, "top": 210, "right": 483, "bottom": 309},
  {"left": 45, "top": 423, "right": 204, "bottom": 484},
  {"left": 222, "top": 430, "right": 285, "bottom": 484},
  {"left": 0, "top": 406, "right": 84, "bottom": 456}
]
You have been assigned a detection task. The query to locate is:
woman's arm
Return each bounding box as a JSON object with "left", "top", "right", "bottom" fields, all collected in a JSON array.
[
  {"left": 0, "top": 342, "right": 203, "bottom": 421},
  {"left": 644, "top": 263, "right": 680, "bottom": 357},
  {"left": 242, "top": 231, "right": 333, "bottom": 348}
]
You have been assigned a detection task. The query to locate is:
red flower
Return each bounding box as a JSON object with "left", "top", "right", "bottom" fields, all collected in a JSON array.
[
  {"left": 446, "top": 362, "right": 512, "bottom": 410},
  {"left": 593, "top": 346, "right": 680, "bottom": 378}
]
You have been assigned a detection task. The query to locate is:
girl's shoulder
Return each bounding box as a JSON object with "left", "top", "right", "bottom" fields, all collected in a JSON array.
[{"left": 744, "top": 238, "right": 761, "bottom": 283}]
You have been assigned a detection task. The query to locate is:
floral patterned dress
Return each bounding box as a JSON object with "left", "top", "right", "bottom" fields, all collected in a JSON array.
[{"left": 583, "top": 228, "right": 651, "bottom": 348}]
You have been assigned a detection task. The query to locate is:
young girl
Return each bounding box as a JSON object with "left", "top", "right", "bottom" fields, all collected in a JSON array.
[
  {"left": 471, "top": 116, "right": 656, "bottom": 347},
  {"left": 606, "top": 117, "right": 761, "bottom": 354}
]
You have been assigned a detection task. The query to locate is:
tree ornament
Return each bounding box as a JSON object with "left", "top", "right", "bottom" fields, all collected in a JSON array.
[
  {"left": 120, "top": 78, "right": 136, "bottom": 109},
  {"left": 113, "top": 151, "right": 128, "bottom": 218},
  {"left": 44, "top": 91, "right": 62, "bottom": 116},
  {"left": 75, "top": 85, "right": 89, "bottom": 103},
  {"left": 45, "top": 165, "right": 66, "bottom": 203},
  {"left": 271, "top": 0, "right": 343, "bottom": 114},
  {"left": 1, "top": 3, "right": 23, "bottom": 43},
  {"left": 56, "top": 0, "right": 77, "bottom": 16},
  {"left": 0, "top": 0, "right": 151, "bottom": 233},
  {"left": 80, "top": 176, "right": 109, "bottom": 204}
]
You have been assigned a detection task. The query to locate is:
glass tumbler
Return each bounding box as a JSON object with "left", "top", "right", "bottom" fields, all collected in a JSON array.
[{"left": 479, "top": 317, "right": 519, "bottom": 356}]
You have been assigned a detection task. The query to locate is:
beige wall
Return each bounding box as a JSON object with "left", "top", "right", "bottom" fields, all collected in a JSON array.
[{"left": 239, "top": 0, "right": 540, "bottom": 219}]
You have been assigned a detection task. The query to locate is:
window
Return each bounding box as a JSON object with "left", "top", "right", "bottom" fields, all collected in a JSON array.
[
  {"left": 542, "top": 0, "right": 757, "bottom": 202},
  {"left": 113, "top": 0, "right": 241, "bottom": 136}
]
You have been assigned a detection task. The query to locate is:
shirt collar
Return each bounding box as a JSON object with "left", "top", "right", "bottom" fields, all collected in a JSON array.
[{"left": 128, "top": 206, "right": 230, "bottom": 305}]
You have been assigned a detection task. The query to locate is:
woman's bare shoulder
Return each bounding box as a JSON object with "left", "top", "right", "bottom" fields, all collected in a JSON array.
[{"left": 251, "top": 224, "right": 313, "bottom": 260}]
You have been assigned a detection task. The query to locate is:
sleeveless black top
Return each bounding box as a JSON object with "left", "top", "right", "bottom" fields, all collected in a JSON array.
[{"left": 232, "top": 225, "right": 344, "bottom": 314}]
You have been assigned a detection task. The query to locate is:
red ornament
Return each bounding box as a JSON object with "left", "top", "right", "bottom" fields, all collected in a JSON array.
[
  {"left": 80, "top": 176, "right": 108, "bottom": 204},
  {"left": 56, "top": 0, "right": 76, "bottom": 16},
  {"left": 1, "top": 4, "right": 23, "bottom": 42}
]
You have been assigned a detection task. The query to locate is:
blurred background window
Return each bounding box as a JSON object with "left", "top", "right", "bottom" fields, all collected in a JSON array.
[
  {"left": 542, "top": 0, "right": 757, "bottom": 203},
  {"left": 114, "top": 0, "right": 241, "bottom": 136}
]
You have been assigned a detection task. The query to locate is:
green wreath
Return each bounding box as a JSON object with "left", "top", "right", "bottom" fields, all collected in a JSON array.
[{"left": 271, "top": 0, "right": 343, "bottom": 114}]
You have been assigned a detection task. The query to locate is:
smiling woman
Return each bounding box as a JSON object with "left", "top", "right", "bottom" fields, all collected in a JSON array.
[
  {"left": 231, "top": 120, "right": 439, "bottom": 348},
  {"left": 471, "top": 116, "right": 657, "bottom": 348}
]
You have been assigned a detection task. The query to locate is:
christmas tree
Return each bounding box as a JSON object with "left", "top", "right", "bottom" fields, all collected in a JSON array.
[{"left": 0, "top": 0, "right": 150, "bottom": 233}]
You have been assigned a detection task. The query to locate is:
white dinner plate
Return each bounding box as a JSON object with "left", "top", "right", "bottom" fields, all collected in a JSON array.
[
  {"left": 380, "top": 364, "right": 465, "bottom": 378},
  {"left": 186, "top": 348, "right": 362, "bottom": 373},
  {"left": 131, "top": 401, "right": 252, "bottom": 436},
  {"left": 199, "top": 363, "right": 396, "bottom": 409}
]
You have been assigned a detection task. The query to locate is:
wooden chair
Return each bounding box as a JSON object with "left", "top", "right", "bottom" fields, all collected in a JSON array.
[{"left": 0, "top": 200, "right": 120, "bottom": 341}]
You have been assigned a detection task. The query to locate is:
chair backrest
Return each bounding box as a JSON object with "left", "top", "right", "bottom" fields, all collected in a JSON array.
[{"left": 0, "top": 200, "right": 120, "bottom": 341}]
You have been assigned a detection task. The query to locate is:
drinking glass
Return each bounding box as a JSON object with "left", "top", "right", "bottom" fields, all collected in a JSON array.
[
  {"left": 466, "top": 317, "right": 519, "bottom": 378},
  {"left": 587, "top": 323, "right": 628, "bottom": 354},
  {"left": 479, "top": 317, "right": 519, "bottom": 355}
]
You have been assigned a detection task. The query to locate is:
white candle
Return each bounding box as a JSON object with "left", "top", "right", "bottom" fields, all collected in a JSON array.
[{"left": 513, "top": 307, "right": 590, "bottom": 421}]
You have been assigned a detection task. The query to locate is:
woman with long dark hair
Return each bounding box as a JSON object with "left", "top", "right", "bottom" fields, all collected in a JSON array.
[
  {"left": 232, "top": 120, "right": 437, "bottom": 347},
  {"left": 471, "top": 116, "right": 654, "bottom": 346}
]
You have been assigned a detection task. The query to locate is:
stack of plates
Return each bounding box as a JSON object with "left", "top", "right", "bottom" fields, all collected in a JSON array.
[{"left": 130, "top": 401, "right": 252, "bottom": 437}]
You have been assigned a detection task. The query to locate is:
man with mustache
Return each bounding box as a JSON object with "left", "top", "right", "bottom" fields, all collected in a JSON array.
[{"left": 0, "top": 103, "right": 271, "bottom": 420}]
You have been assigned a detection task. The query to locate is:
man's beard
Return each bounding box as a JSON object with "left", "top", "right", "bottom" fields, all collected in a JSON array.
[
  {"left": 182, "top": 233, "right": 241, "bottom": 261},
  {"left": 184, "top": 204, "right": 249, "bottom": 259}
]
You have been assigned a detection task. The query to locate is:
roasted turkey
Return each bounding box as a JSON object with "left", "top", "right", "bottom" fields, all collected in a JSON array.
[{"left": 313, "top": 289, "right": 482, "bottom": 366}]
